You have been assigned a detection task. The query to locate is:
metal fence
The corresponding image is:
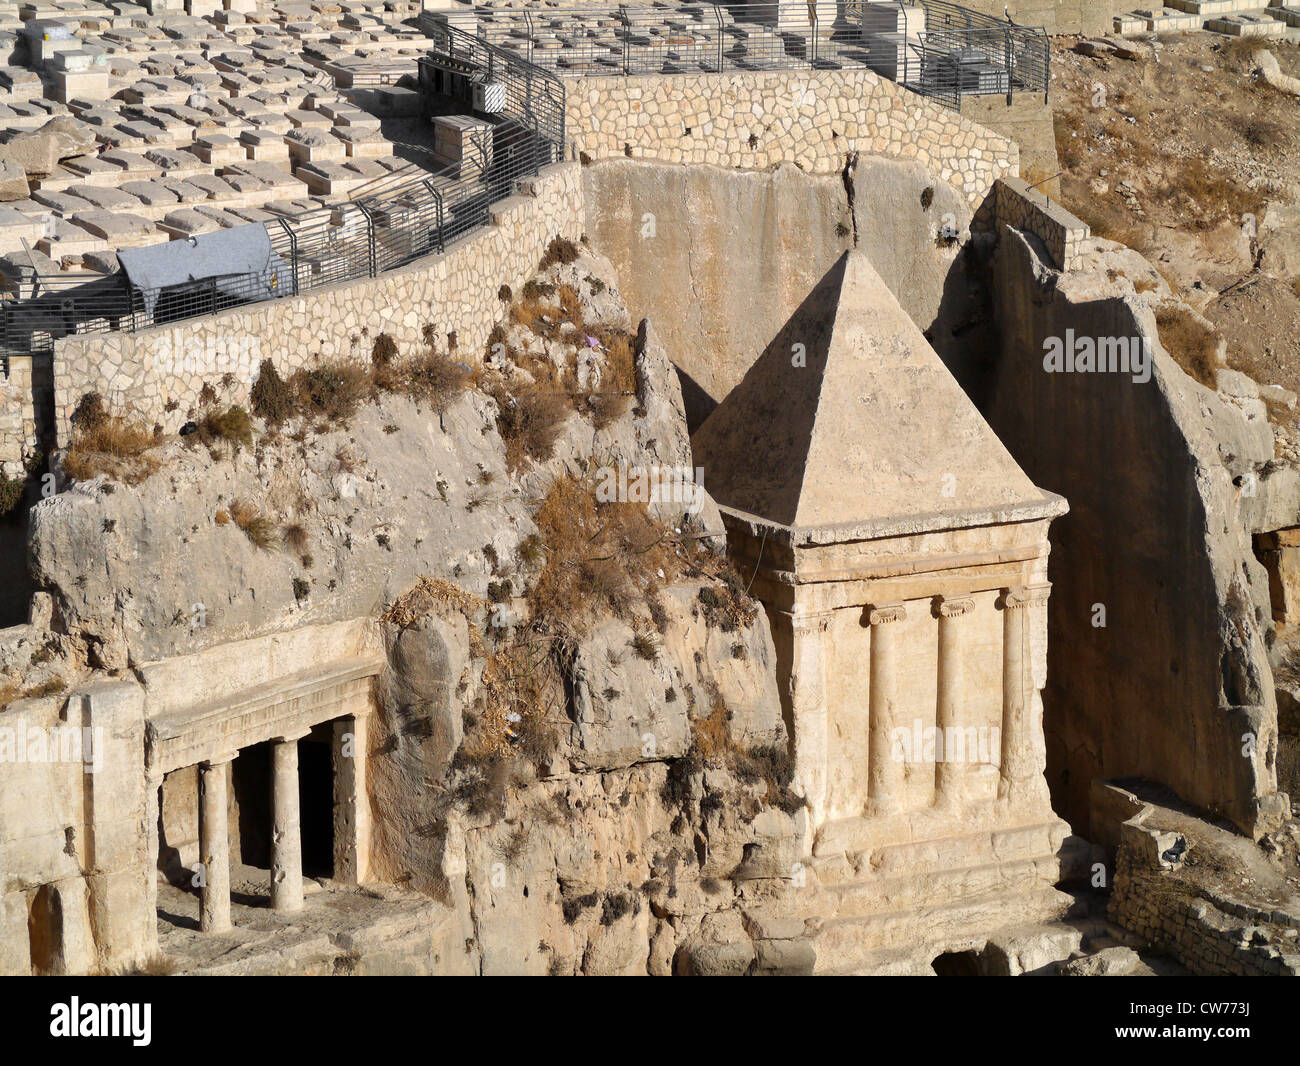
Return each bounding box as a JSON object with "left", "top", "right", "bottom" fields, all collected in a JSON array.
[
  {"left": 0, "top": 30, "right": 565, "bottom": 365},
  {"left": 458, "top": 0, "right": 1048, "bottom": 107}
]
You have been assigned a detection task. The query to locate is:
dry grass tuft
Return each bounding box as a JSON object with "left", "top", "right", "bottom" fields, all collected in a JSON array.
[
  {"left": 692, "top": 697, "right": 731, "bottom": 761},
  {"left": 229, "top": 499, "right": 277, "bottom": 549},
  {"left": 382, "top": 576, "right": 483, "bottom": 629},
  {"left": 282, "top": 521, "right": 309, "bottom": 554},
  {"left": 1156, "top": 308, "right": 1221, "bottom": 389},
  {"left": 63, "top": 393, "right": 159, "bottom": 485}
]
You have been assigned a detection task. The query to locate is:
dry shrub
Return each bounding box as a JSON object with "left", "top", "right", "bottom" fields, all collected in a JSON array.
[
  {"left": 1156, "top": 308, "right": 1220, "bottom": 389},
  {"left": 195, "top": 405, "right": 253, "bottom": 454},
  {"left": 229, "top": 498, "right": 276, "bottom": 549},
  {"left": 527, "top": 473, "right": 685, "bottom": 631},
  {"left": 293, "top": 363, "right": 368, "bottom": 423},
  {"left": 63, "top": 393, "right": 159, "bottom": 485},
  {"left": 250, "top": 358, "right": 368, "bottom": 426},
  {"left": 386, "top": 348, "right": 470, "bottom": 416},
  {"left": 0, "top": 677, "right": 18, "bottom": 710},
  {"left": 382, "top": 576, "right": 482, "bottom": 629},
  {"left": 697, "top": 572, "right": 758, "bottom": 632},
  {"left": 539, "top": 235, "right": 580, "bottom": 270},
  {"left": 491, "top": 384, "right": 569, "bottom": 471},
  {"left": 282, "top": 521, "right": 309, "bottom": 553},
  {"left": 1235, "top": 114, "right": 1283, "bottom": 151},
  {"left": 1221, "top": 36, "right": 1268, "bottom": 68},
  {"left": 371, "top": 332, "right": 399, "bottom": 368},
  {"left": 585, "top": 327, "right": 636, "bottom": 429},
  {"left": 250, "top": 360, "right": 293, "bottom": 423}
]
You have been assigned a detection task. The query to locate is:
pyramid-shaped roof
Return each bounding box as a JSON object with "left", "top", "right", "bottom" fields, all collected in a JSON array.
[{"left": 691, "top": 251, "right": 1063, "bottom": 542}]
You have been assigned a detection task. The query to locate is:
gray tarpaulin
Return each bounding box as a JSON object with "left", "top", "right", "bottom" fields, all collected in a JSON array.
[{"left": 117, "top": 223, "right": 292, "bottom": 316}]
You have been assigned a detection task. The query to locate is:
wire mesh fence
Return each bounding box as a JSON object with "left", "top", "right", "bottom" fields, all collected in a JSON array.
[{"left": 460, "top": 0, "right": 1048, "bottom": 107}]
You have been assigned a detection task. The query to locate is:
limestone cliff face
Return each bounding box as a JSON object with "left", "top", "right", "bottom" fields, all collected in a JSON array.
[
  {"left": 988, "top": 227, "right": 1286, "bottom": 838},
  {"left": 581, "top": 155, "right": 988, "bottom": 428}
]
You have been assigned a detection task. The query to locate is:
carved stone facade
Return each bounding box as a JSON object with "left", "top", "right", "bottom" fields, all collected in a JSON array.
[{"left": 693, "top": 249, "right": 1074, "bottom": 969}]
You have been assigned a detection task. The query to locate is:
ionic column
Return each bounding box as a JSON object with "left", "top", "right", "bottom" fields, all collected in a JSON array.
[
  {"left": 198, "top": 754, "right": 234, "bottom": 933},
  {"left": 999, "top": 584, "right": 1050, "bottom": 802},
  {"left": 271, "top": 730, "right": 310, "bottom": 913},
  {"left": 934, "top": 596, "right": 975, "bottom": 805},
  {"left": 867, "top": 603, "right": 907, "bottom": 816},
  {"left": 333, "top": 713, "right": 371, "bottom": 886}
]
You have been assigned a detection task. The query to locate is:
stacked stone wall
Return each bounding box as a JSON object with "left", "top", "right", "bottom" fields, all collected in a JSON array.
[
  {"left": 1109, "top": 828, "right": 1300, "bottom": 976},
  {"left": 49, "top": 162, "right": 584, "bottom": 445},
  {"left": 565, "top": 67, "right": 1020, "bottom": 209},
  {"left": 0, "top": 356, "right": 42, "bottom": 480},
  {"left": 995, "top": 176, "right": 1090, "bottom": 272}
]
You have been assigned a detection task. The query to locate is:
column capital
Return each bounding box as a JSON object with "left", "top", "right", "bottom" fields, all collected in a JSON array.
[
  {"left": 865, "top": 603, "right": 906, "bottom": 626},
  {"left": 933, "top": 595, "right": 975, "bottom": 619},
  {"left": 1001, "top": 583, "right": 1051, "bottom": 610},
  {"left": 202, "top": 751, "right": 237, "bottom": 768}
]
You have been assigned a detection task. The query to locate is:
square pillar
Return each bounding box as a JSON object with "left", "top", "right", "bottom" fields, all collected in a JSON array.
[{"left": 999, "top": 584, "right": 1051, "bottom": 804}]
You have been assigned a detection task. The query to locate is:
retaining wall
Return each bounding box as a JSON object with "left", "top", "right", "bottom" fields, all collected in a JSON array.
[
  {"left": 48, "top": 162, "right": 584, "bottom": 444},
  {"left": 565, "top": 66, "right": 1020, "bottom": 209}
]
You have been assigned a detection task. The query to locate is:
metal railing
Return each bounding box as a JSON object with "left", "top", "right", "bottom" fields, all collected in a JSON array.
[
  {"left": 0, "top": 28, "right": 566, "bottom": 365},
  {"left": 422, "top": 20, "right": 567, "bottom": 146},
  {"left": 451, "top": 0, "right": 1047, "bottom": 107}
]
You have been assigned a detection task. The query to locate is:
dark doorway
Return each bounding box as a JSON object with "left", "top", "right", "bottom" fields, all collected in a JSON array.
[
  {"left": 233, "top": 741, "right": 272, "bottom": 869},
  {"left": 300, "top": 727, "right": 334, "bottom": 880},
  {"left": 232, "top": 732, "right": 334, "bottom": 880},
  {"left": 931, "top": 950, "right": 983, "bottom": 976}
]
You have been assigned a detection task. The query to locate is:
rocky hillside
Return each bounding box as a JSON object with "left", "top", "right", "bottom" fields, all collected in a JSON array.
[{"left": 13, "top": 237, "right": 813, "bottom": 974}]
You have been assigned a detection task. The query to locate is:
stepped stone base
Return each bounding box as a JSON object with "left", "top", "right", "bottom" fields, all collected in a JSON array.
[{"left": 795, "top": 814, "right": 1076, "bottom": 974}]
